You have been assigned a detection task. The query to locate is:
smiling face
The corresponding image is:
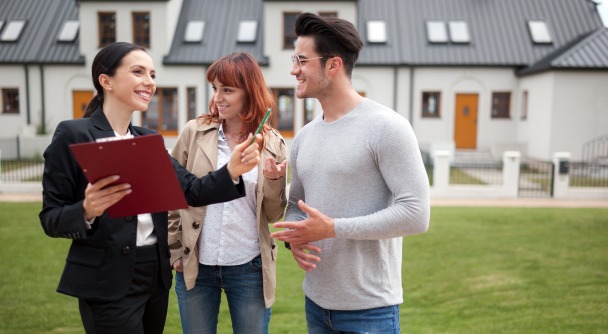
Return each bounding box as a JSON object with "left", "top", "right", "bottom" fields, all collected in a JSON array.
[
  {"left": 290, "top": 36, "right": 330, "bottom": 100},
  {"left": 211, "top": 78, "right": 245, "bottom": 122},
  {"left": 103, "top": 50, "right": 156, "bottom": 113}
]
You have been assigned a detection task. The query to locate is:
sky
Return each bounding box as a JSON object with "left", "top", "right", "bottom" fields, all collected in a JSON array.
[{"left": 598, "top": 0, "right": 608, "bottom": 26}]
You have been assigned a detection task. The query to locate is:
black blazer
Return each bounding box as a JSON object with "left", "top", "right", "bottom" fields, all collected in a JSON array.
[{"left": 39, "top": 108, "right": 245, "bottom": 301}]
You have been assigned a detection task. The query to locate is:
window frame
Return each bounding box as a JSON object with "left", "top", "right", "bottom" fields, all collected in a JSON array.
[
  {"left": 421, "top": 91, "right": 441, "bottom": 118},
  {"left": 142, "top": 87, "right": 179, "bottom": 136},
  {"left": 490, "top": 91, "right": 511, "bottom": 119},
  {"left": 270, "top": 88, "right": 295, "bottom": 137},
  {"left": 2, "top": 88, "right": 20, "bottom": 114},
  {"left": 98, "top": 12, "right": 116, "bottom": 47},
  {"left": 283, "top": 12, "right": 300, "bottom": 49},
  {"left": 132, "top": 11, "right": 150, "bottom": 48},
  {"left": 187, "top": 87, "right": 197, "bottom": 120}
]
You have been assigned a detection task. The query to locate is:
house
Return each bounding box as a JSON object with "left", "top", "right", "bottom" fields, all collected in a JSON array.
[{"left": 0, "top": 0, "right": 606, "bottom": 160}]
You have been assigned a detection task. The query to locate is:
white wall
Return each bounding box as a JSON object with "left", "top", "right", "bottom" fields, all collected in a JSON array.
[
  {"left": 551, "top": 71, "right": 608, "bottom": 160},
  {"left": 411, "top": 67, "right": 519, "bottom": 153},
  {"left": 0, "top": 66, "right": 28, "bottom": 137}
]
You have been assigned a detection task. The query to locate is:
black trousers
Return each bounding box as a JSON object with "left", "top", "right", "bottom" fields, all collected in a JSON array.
[{"left": 78, "top": 244, "right": 170, "bottom": 334}]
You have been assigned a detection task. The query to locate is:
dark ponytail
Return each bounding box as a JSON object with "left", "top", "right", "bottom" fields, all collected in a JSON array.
[{"left": 82, "top": 42, "right": 146, "bottom": 118}]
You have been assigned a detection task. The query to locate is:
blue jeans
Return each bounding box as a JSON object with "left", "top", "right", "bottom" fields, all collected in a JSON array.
[
  {"left": 305, "top": 296, "right": 400, "bottom": 334},
  {"left": 175, "top": 256, "right": 271, "bottom": 334}
]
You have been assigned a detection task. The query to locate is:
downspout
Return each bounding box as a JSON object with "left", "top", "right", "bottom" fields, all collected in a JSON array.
[
  {"left": 392, "top": 66, "right": 398, "bottom": 111},
  {"left": 39, "top": 64, "right": 46, "bottom": 135},
  {"left": 408, "top": 66, "right": 415, "bottom": 126},
  {"left": 24, "top": 65, "right": 31, "bottom": 125}
]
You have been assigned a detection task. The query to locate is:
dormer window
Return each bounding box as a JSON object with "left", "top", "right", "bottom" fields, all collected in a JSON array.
[
  {"left": 1, "top": 20, "right": 26, "bottom": 42},
  {"left": 528, "top": 20, "right": 552, "bottom": 44},
  {"left": 184, "top": 20, "right": 204, "bottom": 43},
  {"left": 448, "top": 21, "right": 470, "bottom": 43},
  {"left": 57, "top": 20, "right": 79, "bottom": 42},
  {"left": 426, "top": 21, "right": 448, "bottom": 43},
  {"left": 237, "top": 20, "right": 258, "bottom": 43},
  {"left": 367, "top": 20, "right": 387, "bottom": 43}
]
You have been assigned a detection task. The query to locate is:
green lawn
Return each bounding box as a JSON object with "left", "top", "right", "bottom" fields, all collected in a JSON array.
[{"left": 1, "top": 203, "right": 606, "bottom": 333}]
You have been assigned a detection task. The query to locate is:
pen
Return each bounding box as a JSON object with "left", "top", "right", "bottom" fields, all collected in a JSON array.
[{"left": 250, "top": 108, "right": 272, "bottom": 145}]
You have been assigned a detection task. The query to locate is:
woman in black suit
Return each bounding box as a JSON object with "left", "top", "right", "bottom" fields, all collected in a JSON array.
[{"left": 39, "top": 42, "right": 262, "bottom": 334}]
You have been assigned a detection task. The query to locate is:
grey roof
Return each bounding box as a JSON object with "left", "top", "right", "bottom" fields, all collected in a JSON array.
[
  {"left": 518, "top": 27, "right": 608, "bottom": 76},
  {"left": 357, "top": 0, "right": 605, "bottom": 67},
  {"left": 0, "top": 0, "right": 84, "bottom": 64},
  {"left": 163, "top": 0, "right": 267, "bottom": 65}
]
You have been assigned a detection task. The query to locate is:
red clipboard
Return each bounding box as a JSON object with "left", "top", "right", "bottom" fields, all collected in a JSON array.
[{"left": 69, "top": 134, "right": 187, "bottom": 218}]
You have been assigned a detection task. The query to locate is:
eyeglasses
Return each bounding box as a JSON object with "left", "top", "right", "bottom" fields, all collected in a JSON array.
[{"left": 291, "top": 55, "right": 325, "bottom": 69}]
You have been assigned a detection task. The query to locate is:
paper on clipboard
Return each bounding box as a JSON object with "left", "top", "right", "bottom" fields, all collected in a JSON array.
[{"left": 69, "top": 134, "right": 187, "bottom": 218}]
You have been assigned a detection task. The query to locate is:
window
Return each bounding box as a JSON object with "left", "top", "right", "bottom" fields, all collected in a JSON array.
[
  {"left": 422, "top": 92, "right": 441, "bottom": 118},
  {"left": 57, "top": 20, "right": 79, "bottom": 42},
  {"left": 184, "top": 20, "right": 204, "bottom": 43},
  {"left": 1, "top": 20, "right": 26, "bottom": 42},
  {"left": 491, "top": 92, "right": 511, "bottom": 119},
  {"left": 448, "top": 21, "right": 470, "bottom": 43},
  {"left": 426, "top": 21, "right": 448, "bottom": 43},
  {"left": 283, "top": 12, "right": 300, "bottom": 49},
  {"left": 521, "top": 91, "right": 528, "bottom": 120},
  {"left": 367, "top": 21, "right": 387, "bottom": 43},
  {"left": 0, "top": 21, "right": 5, "bottom": 34},
  {"left": 237, "top": 20, "right": 258, "bottom": 43},
  {"left": 528, "top": 20, "right": 552, "bottom": 44},
  {"left": 303, "top": 98, "right": 315, "bottom": 125},
  {"left": 187, "top": 87, "right": 197, "bottom": 120},
  {"left": 133, "top": 12, "right": 150, "bottom": 48},
  {"left": 319, "top": 12, "right": 337, "bottom": 18},
  {"left": 271, "top": 88, "right": 294, "bottom": 137},
  {"left": 2, "top": 88, "right": 19, "bottom": 114},
  {"left": 98, "top": 12, "right": 116, "bottom": 47},
  {"left": 143, "top": 88, "right": 178, "bottom": 135}
]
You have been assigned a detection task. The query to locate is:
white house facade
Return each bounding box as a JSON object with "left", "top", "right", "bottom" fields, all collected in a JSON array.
[{"left": 1, "top": 0, "right": 607, "bottom": 161}]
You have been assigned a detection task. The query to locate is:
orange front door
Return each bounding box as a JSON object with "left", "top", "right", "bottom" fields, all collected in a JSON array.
[
  {"left": 454, "top": 93, "right": 478, "bottom": 149},
  {"left": 72, "top": 90, "right": 94, "bottom": 119}
]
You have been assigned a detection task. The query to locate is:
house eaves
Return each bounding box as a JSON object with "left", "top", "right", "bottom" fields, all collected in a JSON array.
[
  {"left": 163, "top": 0, "right": 268, "bottom": 66},
  {"left": 0, "top": 0, "right": 84, "bottom": 65},
  {"left": 517, "top": 27, "right": 608, "bottom": 76}
]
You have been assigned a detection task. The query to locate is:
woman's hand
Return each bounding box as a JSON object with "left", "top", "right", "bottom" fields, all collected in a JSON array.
[
  {"left": 263, "top": 157, "right": 288, "bottom": 180},
  {"left": 83, "top": 175, "right": 131, "bottom": 220},
  {"left": 172, "top": 258, "right": 183, "bottom": 272},
  {"left": 227, "top": 133, "right": 262, "bottom": 180}
]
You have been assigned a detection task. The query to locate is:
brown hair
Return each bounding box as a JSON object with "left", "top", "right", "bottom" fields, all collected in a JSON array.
[
  {"left": 202, "top": 52, "right": 275, "bottom": 149},
  {"left": 295, "top": 12, "right": 363, "bottom": 78}
]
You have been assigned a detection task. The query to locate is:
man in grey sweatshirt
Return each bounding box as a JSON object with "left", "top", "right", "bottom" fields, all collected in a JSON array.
[{"left": 271, "top": 13, "right": 431, "bottom": 333}]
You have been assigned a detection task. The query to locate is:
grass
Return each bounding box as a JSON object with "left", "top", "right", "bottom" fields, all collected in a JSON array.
[{"left": 1, "top": 203, "right": 607, "bottom": 333}]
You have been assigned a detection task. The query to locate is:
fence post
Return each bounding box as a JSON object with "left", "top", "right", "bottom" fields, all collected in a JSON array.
[
  {"left": 502, "top": 151, "right": 521, "bottom": 198},
  {"left": 432, "top": 150, "right": 450, "bottom": 195},
  {"left": 553, "top": 152, "right": 570, "bottom": 198}
]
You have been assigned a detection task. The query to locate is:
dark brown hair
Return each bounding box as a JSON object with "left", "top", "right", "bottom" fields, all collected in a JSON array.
[
  {"left": 295, "top": 12, "right": 363, "bottom": 77},
  {"left": 83, "top": 42, "right": 147, "bottom": 118}
]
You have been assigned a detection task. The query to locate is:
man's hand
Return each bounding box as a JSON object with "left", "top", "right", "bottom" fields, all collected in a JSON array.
[
  {"left": 227, "top": 133, "right": 262, "bottom": 180},
  {"left": 263, "top": 157, "right": 288, "bottom": 180},
  {"left": 83, "top": 175, "right": 131, "bottom": 220},
  {"left": 290, "top": 243, "right": 322, "bottom": 272},
  {"left": 270, "top": 200, "right": 336, "bottom": 245}
]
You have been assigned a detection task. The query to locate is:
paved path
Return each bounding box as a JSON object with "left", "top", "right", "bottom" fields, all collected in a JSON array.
[{"left": 1, "top": 191, "right": 606, "bottom": 208}]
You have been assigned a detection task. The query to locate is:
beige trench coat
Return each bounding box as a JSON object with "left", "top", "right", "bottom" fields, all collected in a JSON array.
[{"left": 167, "top": 118, "right": 287, "bottom": 308}]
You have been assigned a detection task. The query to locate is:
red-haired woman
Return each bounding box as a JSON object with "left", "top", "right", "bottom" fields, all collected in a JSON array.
[{"left": 168, "top": 52, "right": 288, "bottom": 334}]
